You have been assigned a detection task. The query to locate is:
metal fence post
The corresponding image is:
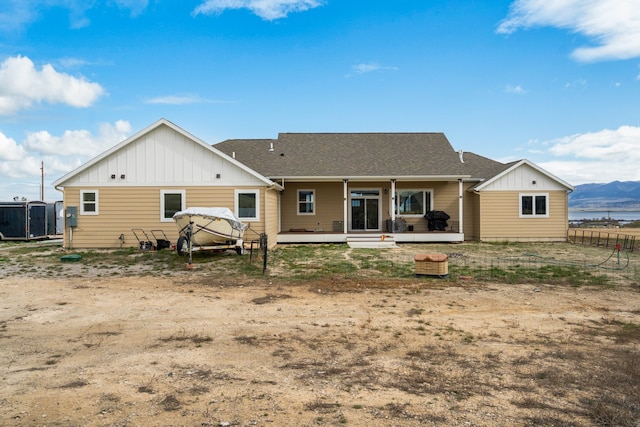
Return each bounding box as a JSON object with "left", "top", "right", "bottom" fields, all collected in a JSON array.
[{"left": 259, "top": 233, "right": 268, "bottom": 274}]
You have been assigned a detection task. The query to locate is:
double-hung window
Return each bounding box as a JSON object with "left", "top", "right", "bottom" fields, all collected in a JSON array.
[
  {"left": 160, "top": 190, "right": 185, "bottom": 222},
  {"left": 297, "top": 190, "right": 315, "bottom": 215},
  {"left": 80, "top": 190, "right": 98, "bottom": 215},
  {"left": 235, "top": 189, "right": 259, "bottom": 221},
  {"left": 520, "top": 193, "right": 548, "bottom": 218}
]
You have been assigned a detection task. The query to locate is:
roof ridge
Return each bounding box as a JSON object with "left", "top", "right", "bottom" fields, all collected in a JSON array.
[{"left": 277, "top": 132, "right": 445, "bottom": 136}]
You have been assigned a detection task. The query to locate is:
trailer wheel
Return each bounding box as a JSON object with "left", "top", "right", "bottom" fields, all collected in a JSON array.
[{"left": 176, "top": 236, "right": 189, "bottom": 256}]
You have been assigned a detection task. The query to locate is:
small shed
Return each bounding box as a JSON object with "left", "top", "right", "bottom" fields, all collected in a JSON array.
[{"left": 0, "top": 201, "right": 48, "bottom": 241}]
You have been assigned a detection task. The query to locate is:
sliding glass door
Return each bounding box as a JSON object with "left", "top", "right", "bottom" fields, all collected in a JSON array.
[{"left": 350, "top": 190, "right": 380, "bottom": 231}]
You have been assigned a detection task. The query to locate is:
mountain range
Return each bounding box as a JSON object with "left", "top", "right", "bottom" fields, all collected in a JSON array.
[{"left": 569, "top": 181, "right": 640, "bottom": 209}]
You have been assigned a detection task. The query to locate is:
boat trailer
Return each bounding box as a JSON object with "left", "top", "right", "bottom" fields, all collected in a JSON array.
[{"left": 176, "top": 222, "right": 244, "bottom": 264}]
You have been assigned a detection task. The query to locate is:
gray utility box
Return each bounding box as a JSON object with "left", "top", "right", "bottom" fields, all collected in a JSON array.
[{"left": 66, "top": 206, "right": 78, "bottom": 227}]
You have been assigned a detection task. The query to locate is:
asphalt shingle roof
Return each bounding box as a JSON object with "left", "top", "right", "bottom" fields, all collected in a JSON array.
[{"left": 214, "top": 133, "right": 506, "bottom": 181}]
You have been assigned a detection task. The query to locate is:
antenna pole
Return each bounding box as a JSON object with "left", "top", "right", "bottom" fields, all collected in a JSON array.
[{"left": 41, "top": 161, "right": 44, "bottom": 201}]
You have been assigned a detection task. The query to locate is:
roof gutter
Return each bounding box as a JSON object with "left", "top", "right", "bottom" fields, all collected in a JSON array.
[
  {"left": 267, "top": 175, "right": 472, "bottom": 182},
  {"left": 268, "top": 182, "right": 284, "bottom": 191}
]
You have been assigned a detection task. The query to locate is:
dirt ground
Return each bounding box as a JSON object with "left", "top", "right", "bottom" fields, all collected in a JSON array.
[{"left": 1, "top": 245, "right": 639, "bottom": 426}]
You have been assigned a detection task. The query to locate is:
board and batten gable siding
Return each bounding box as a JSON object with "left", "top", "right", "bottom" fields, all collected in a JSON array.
[
  {"left": 63, "top": 124, "right": 264, "bottom": 187},
  {"left": 477, "top": 163, "right": 567, "bottom": 192},
  {"left": 61, "top": 186, "right": 269, "bottom": 249}
]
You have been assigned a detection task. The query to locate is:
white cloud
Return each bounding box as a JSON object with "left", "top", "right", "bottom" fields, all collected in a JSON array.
[
  {"left": 541, "top": 125, "right": 640, "bottom": 184},
  {"left": 0, "top": 0, "right": 37, "bottom": 32},
  {"left": 24, "top": 120, "right": 131, "bottom": 158},
  {"left": 353, "top": 63, "right": 383, "bottom": 74},
  {"left": 564, "top": 78, "right": 587, "bottom": 90},
  {"left": 56, "top": 57, "right": 92, "bottom": 69},
  {"left": 346, "top": 62, "right": 399, "bottom": 77},
  {"left": 0, "top": 55, "right": 105, "bottom": 115},
  {"left": 497, "top": 0, "right": 640, "bottom": 62},
  {"left": 193, "top": 0, "right": 324, "bottom": 20},
  {"left": 145, "top": 94, "right": 208, "bottom": 105},
  {"left": 0, "top": 1, "right": 152, "bottom": 31},
  {"left": 540, "top": 159, "right": 640, "bottom": 185},
  {"left": 0, "top": 133, "right": 26, "bottom": 161},
  {"left": 113, "top": 0, "right": 149, "bottom": 16},
  {"left": 0, "top": 0, "right": 93, "bottom": 30},
  {"left": 0, "top": 120, "right": 130, "bottom": 200},
  {"left": 505, "top": 84, "right": 527, "bottom": 94},
  {"left": 547, "top": 125, "right": 640, "bottom": 160}
]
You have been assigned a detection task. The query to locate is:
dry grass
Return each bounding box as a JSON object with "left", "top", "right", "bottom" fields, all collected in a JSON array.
[{"left": 1, "top": 239, "right": 639, "bottom": 426}]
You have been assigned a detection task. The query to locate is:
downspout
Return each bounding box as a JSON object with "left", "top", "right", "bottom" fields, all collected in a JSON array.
[
  {"left": 343, "top": 179, "right": 348, "bottom": 233},
  {"left": 458, "top": 179, "right": 464, "bottom": 235}
]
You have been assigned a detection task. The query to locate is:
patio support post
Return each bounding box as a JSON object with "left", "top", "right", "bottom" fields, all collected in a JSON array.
[
  {"left": 343, "top": 179, "right": 348, "bottom": 233},
  {"left": 390, "top": 179, "right": 396, "bottom": 223},
  {"left": 458, "top": 179, "right": 464, "bottom": 234}
]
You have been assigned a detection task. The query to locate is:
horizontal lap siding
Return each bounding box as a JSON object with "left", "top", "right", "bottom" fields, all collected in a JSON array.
[
  {"left": 264, "top": 189, "right": 279, "bottom": 248},
  {"left": 463, "top": 191, "right": 480, "bottom": 240},
  {"left": 62, "top": 186, "right": 265, "bottom": 249},
  {"left": 479, "top": 191, "right": 568, "bottom": 242},
  {"left": 281, "top": 182, "right": 345, "bottom": 232}
]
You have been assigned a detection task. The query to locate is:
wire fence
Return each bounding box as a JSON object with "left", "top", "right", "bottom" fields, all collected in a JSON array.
[
  {"left": 446, "top": 250, "right": 638, "bottom": 287},
  {"left": 264, "top": 240, "right": 640, "bottom": 287},
  {"left": 567, "top": 228, "right": 637, "bottom": 253}
]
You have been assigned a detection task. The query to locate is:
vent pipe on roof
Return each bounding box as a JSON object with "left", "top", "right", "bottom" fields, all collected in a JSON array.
[
  {"left": 269, "top": 142, "right": 274, "bottom": 152},
  {"left": 459, "top": 149, "right": 464, "bottom": 163},
  {"left": 232, "top": 151, "right": 235, "bottom": 159}
]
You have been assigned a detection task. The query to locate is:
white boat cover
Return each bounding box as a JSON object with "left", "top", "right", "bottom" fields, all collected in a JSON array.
[{"left": 173, "top": 207, "right": 247, "bottom": 231}]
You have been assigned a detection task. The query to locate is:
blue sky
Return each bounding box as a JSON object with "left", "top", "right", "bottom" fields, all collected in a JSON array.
[{"left": 1, "top": 0, "right": 640, "bottom": 201}]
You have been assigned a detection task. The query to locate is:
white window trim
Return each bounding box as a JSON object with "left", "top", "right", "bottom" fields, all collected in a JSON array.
[
  {"left": 395, "top": 188, "right": 433, "bottom": 217},
  {"left": 519, "top": 193, "right": 549, "bottom": 218},
  {"left": 80, "top": 190, "right": 99, "bottom": 215},
  {"left": 160, "top": 190, "right": 186, "bottom": 222},
  {"left": 235, "top": 189, "right": 260, "bottom": 222},
  {"left": 297, "top": 189, "right": 315, "bottom": 216}
]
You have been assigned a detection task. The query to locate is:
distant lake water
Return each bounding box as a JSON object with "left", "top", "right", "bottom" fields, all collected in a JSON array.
[{"left": 569, "top": 210, "right": 640, "bottom": 222}]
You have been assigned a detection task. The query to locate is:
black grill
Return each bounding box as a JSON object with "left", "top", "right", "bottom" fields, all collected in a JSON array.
[{"left": 424, "top": 210, "right": 450, "bottom": 231}]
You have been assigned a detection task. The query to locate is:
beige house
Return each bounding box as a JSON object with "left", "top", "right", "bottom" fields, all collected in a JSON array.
[{"left": 53, "top": 118, "right": 573, "bottom": 249}]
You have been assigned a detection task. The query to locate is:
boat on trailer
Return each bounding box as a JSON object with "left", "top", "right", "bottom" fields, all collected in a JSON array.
[{"left": 172, "top": 207, "right": 246, "bottom": 256}]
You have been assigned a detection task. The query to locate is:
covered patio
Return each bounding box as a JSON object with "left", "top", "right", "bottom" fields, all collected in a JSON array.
[{"left": 276, "top": 178, "right": 465, "bottom": 244}]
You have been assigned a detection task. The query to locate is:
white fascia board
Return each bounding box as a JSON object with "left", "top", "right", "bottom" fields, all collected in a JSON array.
[
  {"left": 268, "top": 175, "right": 471, "bottom": 182},
  {"left": 474, "top": 159, "right": 574, "bottom": 192},
  {"left": 53, "top": 118, "right": 278, "bottom": 189}
]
